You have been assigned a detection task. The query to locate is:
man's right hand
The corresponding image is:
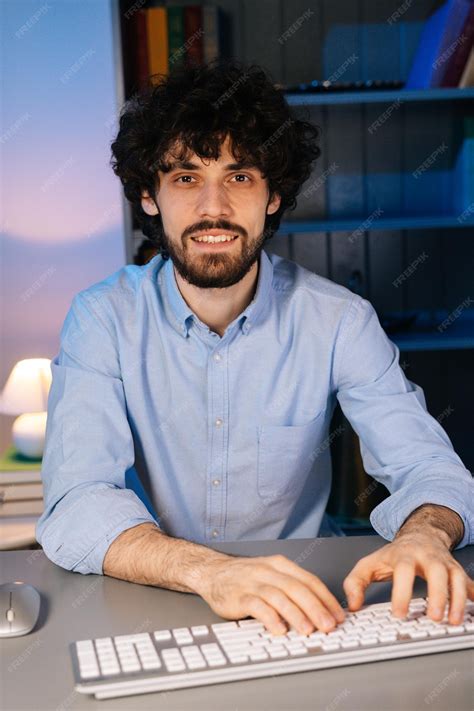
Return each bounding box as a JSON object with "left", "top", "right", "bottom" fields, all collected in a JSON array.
[{"left": 196, "top": 553, "right": 346, "bottom": 636}]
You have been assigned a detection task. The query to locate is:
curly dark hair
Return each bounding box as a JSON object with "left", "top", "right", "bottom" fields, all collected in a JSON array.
[{"left": 110, "top": 59, "right": 321, "bottom": 260}]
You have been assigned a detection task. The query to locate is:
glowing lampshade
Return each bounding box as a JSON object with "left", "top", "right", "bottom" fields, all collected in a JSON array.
[{"left": 0, "top": 358, "right": 52, "bottom": 458}]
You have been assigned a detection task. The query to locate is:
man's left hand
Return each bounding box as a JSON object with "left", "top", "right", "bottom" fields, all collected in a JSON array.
[{"left": 342, "top": 530, "right": 474, "bottom": 625}]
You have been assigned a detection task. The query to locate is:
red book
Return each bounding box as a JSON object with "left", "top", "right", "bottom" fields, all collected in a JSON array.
[
  {"left": 184, "top": 5, "right": 204, "bottom": 68},
  {"left": 134, "top": 9, "right": 150, "bottom": 92},
  {"left": 441, "top": 5, "right": 474, "bottom": 86}
]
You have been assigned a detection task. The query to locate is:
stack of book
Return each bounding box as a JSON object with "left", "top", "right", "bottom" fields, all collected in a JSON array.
[
  {"left": 0, "top": 446, "right": 43, "bottom": 520},
  {"left": 121, "top": 3, "right": 224, "bottom": 93}
]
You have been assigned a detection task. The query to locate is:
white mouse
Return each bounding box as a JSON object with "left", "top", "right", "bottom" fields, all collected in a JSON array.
[{"left": 0, "top": 581, "right": 41, "bottom": 637}]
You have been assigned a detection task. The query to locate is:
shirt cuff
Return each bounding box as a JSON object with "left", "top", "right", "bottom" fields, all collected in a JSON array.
[
  {"left": 72, "top": 516, "right": 160, "bottom": 575},
  {"left": 369, "top": 476, "right": 473, "bottom": 550},
  {"left": 36, "top": 486, "right": 159, "bottom": 574}
]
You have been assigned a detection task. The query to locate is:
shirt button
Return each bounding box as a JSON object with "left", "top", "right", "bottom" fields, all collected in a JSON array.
[
  {"left": 213, "top": 353, "right": 221, "bottom": 362},
  {"left": 212, "top": 478, "right": 221, "bottom": 487},
  {"left": 215, "top": 418, "right": 223, "bottom": 427},
  {"left": 211, "top": 529, "right": 219, "bottom": 538}
]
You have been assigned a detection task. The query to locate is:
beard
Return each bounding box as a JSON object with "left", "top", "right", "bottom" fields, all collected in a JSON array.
[{"left": 160, "top": 225, "right": 267, "bottom": 289}]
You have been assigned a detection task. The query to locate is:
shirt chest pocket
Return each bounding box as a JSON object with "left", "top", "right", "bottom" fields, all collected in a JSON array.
[{"left": 256, "top": 410, "right": 326, "bottom": 502}]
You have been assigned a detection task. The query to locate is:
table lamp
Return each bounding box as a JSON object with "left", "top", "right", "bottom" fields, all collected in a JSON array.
[{"left": 0, "top": 358, "right": 52, "bottom": 458}]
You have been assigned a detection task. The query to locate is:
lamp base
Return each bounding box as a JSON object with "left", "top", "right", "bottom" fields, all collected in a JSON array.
[{"left": 12, "top": 412, "right": 47, "bottom": 459}]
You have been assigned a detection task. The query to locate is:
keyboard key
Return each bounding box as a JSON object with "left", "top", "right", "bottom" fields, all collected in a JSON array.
[
  {"left": 99, "top": 662, "right": 121, "bottom": 676},
  {"left": 207, "top": 656, "right": 227, "bottom": 667},
  {"left": 228, "top": 654, "right": 250, "bottom": 663},
  {"left": 360, "top": 636, "right": 378, "bottom": 646},
  {"left": 120, "top": 658, "right": 141, "bottom": 673},
  {"left": 341, "top": 639, "right": 360, "bottom": 649},
  {"left": 268, "top": 646, "right": 288, "bottom": 658},
  {"left": 154, "top": 630, "right": 172, "bottom": 642},
  {"left": 407, "top": 630, "right": 429, "bottom": 639},
  {"left": 304, "top": 638, "right": 324, "bottom": 649},
  {"left": 173, "top": 629, "right": 193, "bottom": 645},
  {"left": 191, "top": 625, "right": 209, "bottom": 637},
  {"left": 162, "top": 648, "right": 186, "bottom": 672},
  {"left": 187, "top": 657, "right": 207, "bottom": 669},
  {"left": 446, "top": 625, "right": 465, "bottom": 635},
  {"left": 238, "top": 620, "right": 264, "bottom": 630},
  {"left": 79, "top": 664, "right": 100, "bottom": 679},
  {"left": 286, "top": 644, "right": 308, "bottom": 656},
  {"left": 212, "top": 622, "right": 238, "bottom": 632},
  {"left": 166, "top": 661, "right": 186, "bottom": 672},
  {"left": 141, "top": 656, "right": 162, "bottom": 671}
]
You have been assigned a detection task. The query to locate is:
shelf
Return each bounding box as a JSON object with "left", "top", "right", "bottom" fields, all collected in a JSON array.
[
  {"left": 285, "top": 87, "right": 474, "bottom": 107},
  {"left": 279, "top": 215, "right": 474, "bottom": 234},
  {"left": 387, "top": 310, "right": 474, "bottom": 352}
]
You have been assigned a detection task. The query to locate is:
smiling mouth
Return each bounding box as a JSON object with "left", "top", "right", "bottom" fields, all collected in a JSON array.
[{"left": 191, "top": 235, "right": 239, "bottom": 245}]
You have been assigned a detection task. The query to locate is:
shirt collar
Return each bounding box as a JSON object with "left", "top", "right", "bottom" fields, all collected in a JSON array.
[{"left": 160, "top": 249, "right": 274, "bottom": 339}]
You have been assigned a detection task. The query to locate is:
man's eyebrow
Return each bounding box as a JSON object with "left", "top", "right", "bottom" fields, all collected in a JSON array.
[{"left": 164, "top": 160, "right": 259, "bottom": 173}]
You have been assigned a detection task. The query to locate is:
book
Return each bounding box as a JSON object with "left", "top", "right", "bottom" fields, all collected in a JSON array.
[
  {"left": 0, "top": 483, "right": 43, "bottom": 502},
  {"left": 121, "top": 6, "right": 149, "bottom": 94},
  {"left": 203, "top": 5, "right": 222, "bottom": 64},
  {"left": 0, "top": 469, "right": 42, "bottom": 485},
  {"left": 406, "top": 0, "right": 472, "bottom": 89},
  {"left": 459, "top": 46, "right": 474, "bottom": 86},
  {"left": 184, "top": 5, "right": 203, "bottom": 68},
  {"left": 134, "top": 9, "right": 150, "bottom": 91},
  {"left": 146, "top": 6, "right": 169, "bottom": 80},
  {"left": 167, "top": 5, "right": 185, "bottom": 69},
  {"left": 441, "top": 3, "right": 474, "bottom": 86},
  {"left": 454, "top": 117, "right": 474, "bottom": 215},
  {"left": 0, "top": 446, "right": 42, "bottom": 484},
  {"left": 0, "top": 499, "right": 44, "bottom": 517}
]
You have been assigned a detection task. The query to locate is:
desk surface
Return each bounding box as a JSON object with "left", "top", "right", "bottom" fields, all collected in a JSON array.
[{"left": 1, "top": 536, "right": 473, "bottom": 711}]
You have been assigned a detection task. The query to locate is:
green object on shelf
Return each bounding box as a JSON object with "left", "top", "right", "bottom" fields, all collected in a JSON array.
[{"left": 0, "top": 445, "right": 42, "bottom": 471}]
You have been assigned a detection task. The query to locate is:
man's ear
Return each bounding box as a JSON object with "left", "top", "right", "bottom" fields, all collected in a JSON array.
[
  {"left": 141, "top": 190, "right": 159, "bottom": 216},
  {"left": 266, "top": 191, "right": 281, "bottom": 215}
]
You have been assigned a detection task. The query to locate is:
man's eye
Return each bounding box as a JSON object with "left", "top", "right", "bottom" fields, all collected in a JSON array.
[
  {"left": 175, "top": 175, "right": 195, "bottom": 183},
  {"left": 232, "top": 174, "right": 251, "bottom": 182}
]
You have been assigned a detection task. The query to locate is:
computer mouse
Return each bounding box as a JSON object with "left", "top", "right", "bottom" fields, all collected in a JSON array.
[{"left": 0, "top": 581, "right": 41, "bottom": 638}]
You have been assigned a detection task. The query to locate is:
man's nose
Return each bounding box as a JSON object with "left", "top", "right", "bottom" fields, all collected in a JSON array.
[{"left": 196, "top": 183, "right": 232, "bottom": 217}]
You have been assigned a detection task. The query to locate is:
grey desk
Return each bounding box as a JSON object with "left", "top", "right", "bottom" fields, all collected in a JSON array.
[{"left": 1, "top": 536, "right": 473, "bottom": 711}]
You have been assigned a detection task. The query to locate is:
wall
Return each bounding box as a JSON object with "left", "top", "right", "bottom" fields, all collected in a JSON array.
[{"left": 0, "top": 0, "right": 126, "bottom": 451}]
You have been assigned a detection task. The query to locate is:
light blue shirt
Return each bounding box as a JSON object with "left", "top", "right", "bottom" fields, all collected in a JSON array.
[{"left": 36, "top": 250, "right": 473, "bottom": 575}]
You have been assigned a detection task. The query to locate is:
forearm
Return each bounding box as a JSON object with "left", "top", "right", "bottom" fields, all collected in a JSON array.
[
  {"left": 395, "top": 503, "right": 465, "bottom": 550},
  {"left": 102, "top": 522, "right": 230, "bottom": 594}
]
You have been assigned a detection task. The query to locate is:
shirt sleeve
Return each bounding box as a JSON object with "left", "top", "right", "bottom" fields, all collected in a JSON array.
[
  {"left": 35, "top": 290, "right": 159, "bottom": 575},
  {"left": 333, "top": 295, "right": 474, "bottom": 549}
]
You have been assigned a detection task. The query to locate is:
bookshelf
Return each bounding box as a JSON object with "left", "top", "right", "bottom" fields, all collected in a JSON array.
[
  {"left": 112, "top": 0, "right": 474, "bottom": 530},
  {"left": 286, "top": 86, "right": 474, "bottom": 106}
]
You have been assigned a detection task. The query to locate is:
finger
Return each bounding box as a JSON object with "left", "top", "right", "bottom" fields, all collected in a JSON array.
[
  {"left": 258, "top": 584, "right": 318, "bottom": 635},
  {"left": 265, "top": 573, "right": 338, "bottom": 633},
  {"left": 343, "top": 559, "right": 373, "bottom": 611},
  {"left": 390, "top": 561, "right": 416, "bottom": 618},
  {"left": 426, "top": 562, "right": 449, "bottom": 622},
  {"left": 269, "top": 556, "right": 345, "bottom": 622},
  {"left": 468, "top": 576, "right": 474, "bottom": 601},
  {"left": 447, "top": 567, "right": 467, "bottom": 625},
  {"left": 241, "top": 594, "right": 287, "bottom": 636}
]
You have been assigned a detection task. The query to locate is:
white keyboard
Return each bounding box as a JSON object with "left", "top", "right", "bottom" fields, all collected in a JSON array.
[{"left": 70, "top": 597, "right": 474, "bottom": 700}]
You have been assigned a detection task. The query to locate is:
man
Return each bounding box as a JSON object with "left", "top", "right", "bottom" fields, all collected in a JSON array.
[{"left": 37, "top": 60, "right": 473, "bottom": 637}]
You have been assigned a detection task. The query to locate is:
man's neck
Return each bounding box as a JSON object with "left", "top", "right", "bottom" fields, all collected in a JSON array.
[{"left": 174, "top": 260, "right": 260, "bottom": 338}]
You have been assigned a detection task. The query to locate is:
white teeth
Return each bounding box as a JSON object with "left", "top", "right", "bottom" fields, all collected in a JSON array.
[{"left": 193, "top": 234, "right": 237, "bottom": 243}]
